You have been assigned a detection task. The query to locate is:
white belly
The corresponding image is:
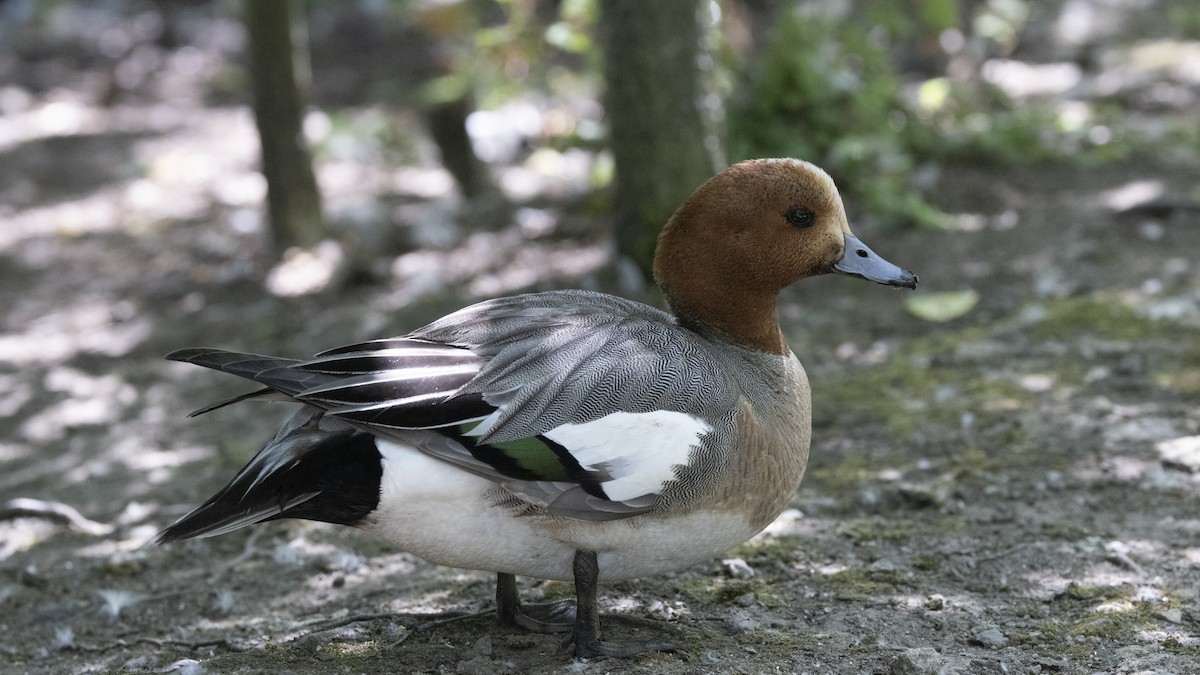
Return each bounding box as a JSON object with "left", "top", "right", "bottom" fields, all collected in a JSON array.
[{"left": 362, "top": 441, "right": 759, "bottom": 581}]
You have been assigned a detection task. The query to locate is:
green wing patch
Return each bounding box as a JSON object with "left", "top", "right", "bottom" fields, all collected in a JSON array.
[{"left": 450, "top": 421, "right": 607, "bottom": 498}]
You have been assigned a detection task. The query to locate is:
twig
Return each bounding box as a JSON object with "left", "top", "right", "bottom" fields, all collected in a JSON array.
[
  {"left": 1105, "top": 552, "right": 1146, "bottom": 575},
  {"left": 292, "top": 611, "right": 415, "bottom": 635},
  {"left": 0, "top": 498, "right": 113, "bottom": 535},
  {"left": 384, "top": 609, "right": 494, "bottom": 650},
  {"left": 207, "top": 528, "right": 265, "bottom": 584},
  {"left": 67, "top": 605, "right": 679, "bottom": 658},
  {"left": 67, "top": 636, "right": 252, "bottom": 653},
  {"left": 977, "top": 542, "right": 1030, "bottom": 562},
  {"left": 602, "top": 613, "right": 676, "bottom": 631},
  {"left": 284, "top": 608, "right": 492, "bottom": 645},
  {"left": 64, "top": 610, "right": 488, "bottom": 656},
  {"left": 944, "top": 564, "right": 967, "bottom": 583}
]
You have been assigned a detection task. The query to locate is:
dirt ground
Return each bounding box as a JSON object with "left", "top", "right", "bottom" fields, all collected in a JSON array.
[{"left": 3, "top": 3, "right": 1200, "bottom": 675}]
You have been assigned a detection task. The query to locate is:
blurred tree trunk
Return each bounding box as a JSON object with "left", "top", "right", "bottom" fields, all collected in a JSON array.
[
  {"left": 424, "top": 93, "right": 490, "bottom": 200},
  {"left": 598, "top": 0, "right": 723, "bottom": 281},
  {"left": 411, "top": 1, "right": 497, "bottom": 201},
  {"left": 245, "top": 0, "right": 324, "bottom": 254}
]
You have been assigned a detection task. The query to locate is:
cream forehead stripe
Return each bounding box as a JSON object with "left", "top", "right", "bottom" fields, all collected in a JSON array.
[
  {"left": 763, "top": 159, "right": 850, "bottom": 237},
  {"left": 759, "top": 158, "right": 843, "bottom": 201}
]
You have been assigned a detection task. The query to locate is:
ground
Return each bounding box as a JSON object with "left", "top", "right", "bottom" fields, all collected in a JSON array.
[{"left": 2, "top": 3, "right": 1200, "bottom": 675}]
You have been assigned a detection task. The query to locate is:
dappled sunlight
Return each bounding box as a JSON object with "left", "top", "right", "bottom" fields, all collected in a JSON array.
[
  {"left": 0, "top": 108, "right": 260, "bottom": 257},
  {"left": 1020, "top": 536, "right": 1189, "bottom": 603},
  {"left": 320, "top": 162, "right": 456, "bottom": 206},
  {"left": 265, "top": 240, "right": 346, "bottom": 297},
  {"left": 468, "top": 238, "right": 607, "bottom": 297},
  {"left": 1, "top": 187, "right": 128, "bottom": 250},
  {"left": 496, "top": 147, "right": 598, "bottom": 201},
  {"left": 1155, "top": 435, "right": 1200, "bottom": 472},
  {"left": 0, "top": 518, "right": 59, "bottom": 561},
  {"left": 0, "top": 372, "right": 34, "bottom": 418},
  {"left": 0, "top": 0, "right": 1197, "bottom": 672},
  {"left": 114, "top": 442, "right": 211, "bottom": 478},
  {"left": 0, "top": 303, "right": 150, "bottom": 365},
  {"left": 18, "top": 368, "right": 136, "bottom": 442},
  {"left": 982, "top": 59, "right": 1083, "bottom": 99},
  {"left": 1115, "top": 39, "right": 1200, "bottom": 85},
  {"left": 386, "top": 226, "right": 609, "bottom": 307},
  {"left": 0, "top": 98, "right": 107, "bottom": 151},
  {"left": 756, "top": 508, "right": 806, "bottom": 539},
  {"left": 1099, "top": 178, "right": 1165, "bottom": 212}
]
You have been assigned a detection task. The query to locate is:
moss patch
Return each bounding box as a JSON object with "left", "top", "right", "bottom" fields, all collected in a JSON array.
[
  {"left": 812, "top": 331, "right": 1034, "bottom": 439},
  {"left": 823, "top": 568, "right": 907, "bottom": 600},
  {"left": 836, "top": 519, "right": 916, "bottom": 544},
  {"left": 673, "top": 577, "right": 787, "bottom": 608},
  {"left": 728, "top": 535, "right": 804, "bottom": 567},
  {"left": 1154, "top": 367, "right": 1200, "bottom": 398},
  {"left": 1030, "top": 297, "right": 1166, "bottom": 343}
]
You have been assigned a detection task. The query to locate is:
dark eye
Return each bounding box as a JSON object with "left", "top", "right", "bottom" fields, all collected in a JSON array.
[{"left": 785, "top": 206, "right": 814, "bottom": 228}]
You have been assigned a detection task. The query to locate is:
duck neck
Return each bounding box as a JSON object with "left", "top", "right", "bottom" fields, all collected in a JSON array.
[{"left": 667, "top": 286, "right": 788, "bottom": 355}]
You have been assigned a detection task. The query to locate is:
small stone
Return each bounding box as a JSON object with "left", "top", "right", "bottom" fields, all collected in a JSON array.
[
  {"left": 1034, "top": 656, "right": 1068, "bottom": 671},
  {"left": 891, "top": 647, "right": 946, "bottom": 675},
  {"left": 455, "top": 656, "right": 496, "bottom": 675},
  {"left": 500, "top": 634, "right": 537, "bottom": 650},
  {"left": 1155, "top": 608, "right": 1183, "bottom": 624},
  {"left": 1157, "top": 436, "right": 1200, "bottom": 473},
  {"left": 723, "top": 557, "right": 755, "bottom": 579},
  {"left": 1133, "top": 586, "right": 1162, "bottom": 603},
  {"left": 163, "top": 659, "right": 206, "bottom": 675},
  {"left": 457, "top": 638, "right": 500, "bottom": 675},
  {"left": 728, "top": 612, "right": 760, "bottom": 632},
  {"left": 925, "top": 594, "right": 946, "bottom": 611},
  {"left": 294, "top": 632, "right": 332, "bottom": 657},
  {"left": 19, "top": 565, "right": 47, "bottom": 589},
  {"left": 970, "top": 627, "right": 1009, "bottom": 648},
  {"left": 869, "top": 558, "right": 899, "bottom": 573},
  {"left": 467, "top": 635, "right": 493, "bottom": 658},
  {"left": 1138, "top": 221, "right": 1164, "bottom": 241}
]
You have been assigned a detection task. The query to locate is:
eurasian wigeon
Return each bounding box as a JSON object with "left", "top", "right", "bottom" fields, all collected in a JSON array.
[{"left": 156, "top": 157, "right": 918, "bottom": 658}]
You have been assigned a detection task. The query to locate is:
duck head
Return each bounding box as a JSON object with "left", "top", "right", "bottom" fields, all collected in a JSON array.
[{"left": 653, "top": 158, "right": 918, "bottom": 354}]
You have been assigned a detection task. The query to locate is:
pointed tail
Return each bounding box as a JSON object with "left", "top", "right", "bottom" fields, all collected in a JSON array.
[{"left": 153, "top": 408, "right": 383, "bottom": 543}]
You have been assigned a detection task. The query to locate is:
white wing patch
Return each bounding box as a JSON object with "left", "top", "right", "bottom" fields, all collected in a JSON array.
[{"left": 543, "top": 411, "right": 712, "bottom": 501}]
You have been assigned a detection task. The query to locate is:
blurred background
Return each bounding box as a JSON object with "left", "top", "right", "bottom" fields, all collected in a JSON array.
[
  {"left": 2, "top": 1, "right": 1199, "bottom": 672},
  {"left": 3, "top": 0, "right": 1195, "bottom": 305}
]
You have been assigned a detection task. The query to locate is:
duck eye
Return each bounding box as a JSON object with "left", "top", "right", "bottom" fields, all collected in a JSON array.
[{"left": 785, "top": 206, "right": 814, "bottom": 228}]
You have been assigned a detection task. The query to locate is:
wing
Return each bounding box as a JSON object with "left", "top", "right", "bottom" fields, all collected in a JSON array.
[{"left": 169, "top": 290, "right": 739, "bottom": 520}]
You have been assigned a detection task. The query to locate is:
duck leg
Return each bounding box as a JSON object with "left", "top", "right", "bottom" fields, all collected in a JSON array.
[
  {"left": 495, "top": 572, "right": 574, "bottom": 633},
  {"left": 568, "top": 549, "right": 682, "bottom": 659}
]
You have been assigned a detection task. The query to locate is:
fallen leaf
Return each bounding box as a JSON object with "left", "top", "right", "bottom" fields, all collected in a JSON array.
[{"left": 905, "top": 290, "right": 980, "bottom": 322}]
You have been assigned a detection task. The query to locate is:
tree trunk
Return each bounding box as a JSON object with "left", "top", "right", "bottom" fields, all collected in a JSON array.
[
  {"left": 598, "top": 0, "right": 723, "bottom": 281},
  {"left": 425, "top": 95, "right": 490, "bottom": 200},
  {"left": 245, "top": 0, "right": 324, "bottom": 254}
]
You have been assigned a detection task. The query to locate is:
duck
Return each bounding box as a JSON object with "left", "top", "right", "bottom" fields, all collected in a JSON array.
[{"left": 154, "top": 158, "right": 917, "bottom": 659}]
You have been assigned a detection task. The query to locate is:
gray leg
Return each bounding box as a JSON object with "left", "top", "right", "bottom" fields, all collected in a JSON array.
[
  {"left": 495, "top": 572, "right": 574, "bottom": 633},
  {"left": 569, "top": 550, "right": 682, "bottom": 659}
]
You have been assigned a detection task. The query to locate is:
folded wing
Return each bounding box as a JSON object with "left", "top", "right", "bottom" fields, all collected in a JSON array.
[{"left": 169, "top": 291, "right": 738, "bottom": 521}]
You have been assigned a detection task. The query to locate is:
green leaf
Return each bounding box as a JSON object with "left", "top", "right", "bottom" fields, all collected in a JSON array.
[{"left": 905, "top": 290, "right": 980, "bottom": 322}]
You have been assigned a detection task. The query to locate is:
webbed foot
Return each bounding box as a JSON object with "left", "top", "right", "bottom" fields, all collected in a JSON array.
[{"left": 495, "top": 572, "right": 575, "bottom": 633}]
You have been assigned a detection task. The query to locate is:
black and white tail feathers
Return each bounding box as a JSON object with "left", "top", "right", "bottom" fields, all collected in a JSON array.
[
  {"left": 166, "top": 342, "right": 489, "bottom": 427},
  {"left": 152, "top": 408, "right": 382, "bottom": 543},
  {"left": 155, "top": 340, "right": 487, "bottom": 544}
]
